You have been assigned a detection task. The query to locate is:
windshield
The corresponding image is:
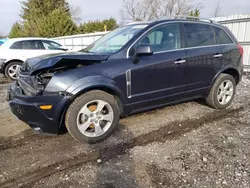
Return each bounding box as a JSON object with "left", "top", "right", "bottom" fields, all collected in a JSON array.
[{"left": 84, "top": 25, "right": 148, "bottom": 53}]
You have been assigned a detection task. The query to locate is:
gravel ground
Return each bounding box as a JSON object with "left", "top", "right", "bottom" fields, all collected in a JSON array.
[{"left": 0, "top": 74, "right": 249, "bottom": 188}]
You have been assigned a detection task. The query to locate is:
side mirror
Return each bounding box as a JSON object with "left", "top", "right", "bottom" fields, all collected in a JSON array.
[
  {"left": 60, "top": 48, "right": 69, "bottom": 51},
  {"left": 49, "top": 46, "right": 68, "bottom": 51},
  {"left": 135, "top": 45, "right": 153, "bottom": 57},
  {"left": 57, "top": 47, "right": 68, "bottom": 51}
]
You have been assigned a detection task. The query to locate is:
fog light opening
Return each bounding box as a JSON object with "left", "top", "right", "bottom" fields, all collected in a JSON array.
[{"left": 40, "top": 105, "right": 53, "bottom": 110}]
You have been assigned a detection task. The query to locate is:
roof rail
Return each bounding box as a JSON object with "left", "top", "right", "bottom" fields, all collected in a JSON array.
[
  {"left": 125, "top": 21, "right": 152, "bottom": 26},
  {"left": 158, "top": 15, "right": 216, "bottom": 23}
]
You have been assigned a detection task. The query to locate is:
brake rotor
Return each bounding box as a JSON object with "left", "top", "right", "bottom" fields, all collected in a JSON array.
[{"left": 88, "top": 104, "right": 97, "bottom": 112}]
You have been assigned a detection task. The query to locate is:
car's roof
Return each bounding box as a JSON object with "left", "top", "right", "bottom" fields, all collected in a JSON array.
[
  {"left": 0, "top": 38, "right": 58, "bottom": 49},
  {"left": 127, "top": 18, "right": 221, "bottom": 27},
  {"left": 8, "top": 37, "right": 50, "bottom": 42},
  {"left": 156, "top": 18, "right": 220, "bottom": 25}
]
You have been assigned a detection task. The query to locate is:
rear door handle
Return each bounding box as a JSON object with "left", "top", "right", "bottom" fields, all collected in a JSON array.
[
  {"left": 175, "top": 59, "right": 186, "bottom": 64},
  {"left": 214, "top": 54, "right": 223, "bottom": 58}
]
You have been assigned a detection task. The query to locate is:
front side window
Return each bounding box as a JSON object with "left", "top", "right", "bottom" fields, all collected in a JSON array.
[
  {"left": 137, "top": 23, "right": 181, "bottom": 53},
  {"left": 42, "top": 40, "right": 63, "bottom": 50},
  {"left": 32, "top": 40, "right": 44, "bottom": 49},
  {"left": 213, "top": 27, "right": 233, "bottom": 44},
  {"left": 184, "top": 23, "right": 216, "bottom": 48},
  {"left": 84, "top": 25, "right": 148, "bottom": 53}
]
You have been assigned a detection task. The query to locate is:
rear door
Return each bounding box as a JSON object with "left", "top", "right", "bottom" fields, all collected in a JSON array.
[
  {"left": 183, "top": 23, "right": 221, "bottom": 92},
  {"left": 212, "top": 26, "right": 238, "bottom": 69},
  {"left": 9, "top": 40, "right": 45, "bottom": 60}
]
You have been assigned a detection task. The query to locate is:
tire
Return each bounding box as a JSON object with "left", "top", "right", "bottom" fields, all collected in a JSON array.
[
  {"left": 206, "top": 73, "right": 236, "bottom": 109},
  {"left": 4, "top": 61, "right": 23, "bottom": 81},
  {"left": 65, "top": 90, "right": 120, "bottom": 144}
]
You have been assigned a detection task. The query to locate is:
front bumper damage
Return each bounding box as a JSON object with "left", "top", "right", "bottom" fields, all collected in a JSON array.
[{"left": 7, "top": 81, "right": 71, "bottom": 135}]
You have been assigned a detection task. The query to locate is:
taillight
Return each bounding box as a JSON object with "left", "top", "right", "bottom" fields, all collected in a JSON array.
[
  {"left": 238, "top": 44, "right": 244, "bottom": 56},
  {"left": 237, "top": 44, "right": 244, "bottom": 64}
]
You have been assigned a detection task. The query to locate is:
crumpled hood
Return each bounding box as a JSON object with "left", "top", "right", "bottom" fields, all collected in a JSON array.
[{"left": 25, "top": 52, "right": 109, "bottom": 75}]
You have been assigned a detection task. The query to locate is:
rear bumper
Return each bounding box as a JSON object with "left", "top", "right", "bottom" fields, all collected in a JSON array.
[{"left": 7, "top": 82, "right": 71, "bottom": 135}]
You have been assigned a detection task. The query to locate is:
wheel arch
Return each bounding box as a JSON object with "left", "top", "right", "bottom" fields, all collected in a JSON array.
[
  {"left": 66, "top": 76, "right": 127, "bottom": 108},
  {"left": 72, "top": 85, "right": 126, "bottom": 114},
  {"left": 3, "top": 59, "right": 24, "bottom": 74},
  {"left": 212, "top": 67, "right": 240, "bottom": 86},
  {"left": 58, "top": 84, "right": 127, "bottom": 131},
  {"left": 221, "top": 68, "right": 240, "bottom": 84}
]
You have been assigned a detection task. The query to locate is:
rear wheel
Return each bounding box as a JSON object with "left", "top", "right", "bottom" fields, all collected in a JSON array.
[
  {"left": 5, "top": 61, "right": 22, "bottom": 80},
  {"left": 206, "top": 73, "right": 236, "bottom": 109},
  {"left": 65, "top": 90, "right": 120, "bottom": 143}
]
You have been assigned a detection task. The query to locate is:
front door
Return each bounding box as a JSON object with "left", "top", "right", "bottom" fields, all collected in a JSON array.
[
  {"left": 40, "top": 40, "right": 66, "bottom": 55},
  {"left": 128, "top": 23, "right": 187, "bottom": 109}
]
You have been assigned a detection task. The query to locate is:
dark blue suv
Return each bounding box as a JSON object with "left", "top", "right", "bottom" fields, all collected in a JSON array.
[{"left": 7, "top": 17, "right": 244, "bottom": 143}]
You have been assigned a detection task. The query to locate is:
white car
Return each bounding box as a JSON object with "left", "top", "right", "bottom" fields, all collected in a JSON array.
[{"left": 0, "top": 38, "right": 68, "bottom": 80}]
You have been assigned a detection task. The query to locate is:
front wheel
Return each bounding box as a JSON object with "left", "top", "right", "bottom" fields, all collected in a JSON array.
[
  {"left": 65, "top": 90, "right": 120, "bottom": 143},
  {"left": 4, "top": 61, "right": 22, "bottom": 80},
  {"left": 206, "top": 73, "right": 236, "bottom": 109}
]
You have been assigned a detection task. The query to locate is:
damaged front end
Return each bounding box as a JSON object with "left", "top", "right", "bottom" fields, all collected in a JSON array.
[
  {"left": 6, "top": 53, "right": 109, "bottom": 135},
  {"left": 17, "top": 72, "right": 46, "bottom": 96},
  {"left": 18, "top": 63, "right": 79, "bottom": 97},
  {"left": 15, "top": 53, "right": 109, "bottom": 97}
]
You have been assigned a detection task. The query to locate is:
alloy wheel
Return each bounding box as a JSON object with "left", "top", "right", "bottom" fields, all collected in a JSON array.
[
  {"left": 76, "top": 100, "right": 114, "bottom": 138},
  {"left": 217, "top": 80, "right": 234, "bottom": 105},
  {"left": 8, "top": 64, "right": 21, "bottom": 79}
]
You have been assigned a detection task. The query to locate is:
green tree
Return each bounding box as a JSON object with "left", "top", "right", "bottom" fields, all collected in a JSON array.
[
  {"left": 9, "top": 0, "right": 77, "bottom": 37},
  {"left": 79, "top": 18, "right": 118, "bottom": 34},
  {"left": 21, "top": 0, "right": 70, "bottom": 21},
  {"left": 79, "top": 20, "right": 104, "bottom": 34},
  {"left": 189, "top": 8, "right": 200, "bottom": 17},
  {"left": 36, "top": 8, "right": 78, "bottom": 37},
  {"left": 8, "top": 22, "right": 24, "bottom": 38},
  {"left": 103, "top": 18, "right": 118, "bottom": 31}
]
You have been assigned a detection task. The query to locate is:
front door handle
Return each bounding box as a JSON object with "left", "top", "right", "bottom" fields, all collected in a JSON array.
[
  {"left": 175, "top": 59, "right": 186, "bottom": 64},
  {"left": 214, "top": 54, "right": 223, "bottom": 58}
]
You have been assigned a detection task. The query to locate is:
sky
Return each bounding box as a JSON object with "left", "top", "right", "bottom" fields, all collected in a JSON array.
[{"left": 0, "top": 0, "right": 250, "bottom": 36}]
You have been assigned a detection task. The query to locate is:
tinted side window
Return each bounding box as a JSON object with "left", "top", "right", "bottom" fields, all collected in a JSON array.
[
  {"left": 33, "top": 40, "right": 44, "bottom": 49},
  {"left": 184, "top": 23, "right": 216, "bottom": 47},
  {"left": 10, "top": 40, "right": 44, "bottom": 50},
  {"left": 138, "top": 23, "right": 181, "bottom": 53},
  {"left": 213, "top": 27, "right": 233, "bottom": 44},
  {"left": 10, "top": 41, "right": 23, "bottom": 49},
  {"left": 22, "top": 41, "right": 33, "bottom": 49}
]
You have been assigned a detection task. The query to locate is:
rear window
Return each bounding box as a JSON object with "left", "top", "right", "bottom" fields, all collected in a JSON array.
[
  {"left": 184, "top": 23, "right": 216, "bottom": 48},
  {"left": 10, "top": 41, "right": 23, "bottom": 49},
  {"left": 213, "top": 27, "right": 233, "bottom": 44}
]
